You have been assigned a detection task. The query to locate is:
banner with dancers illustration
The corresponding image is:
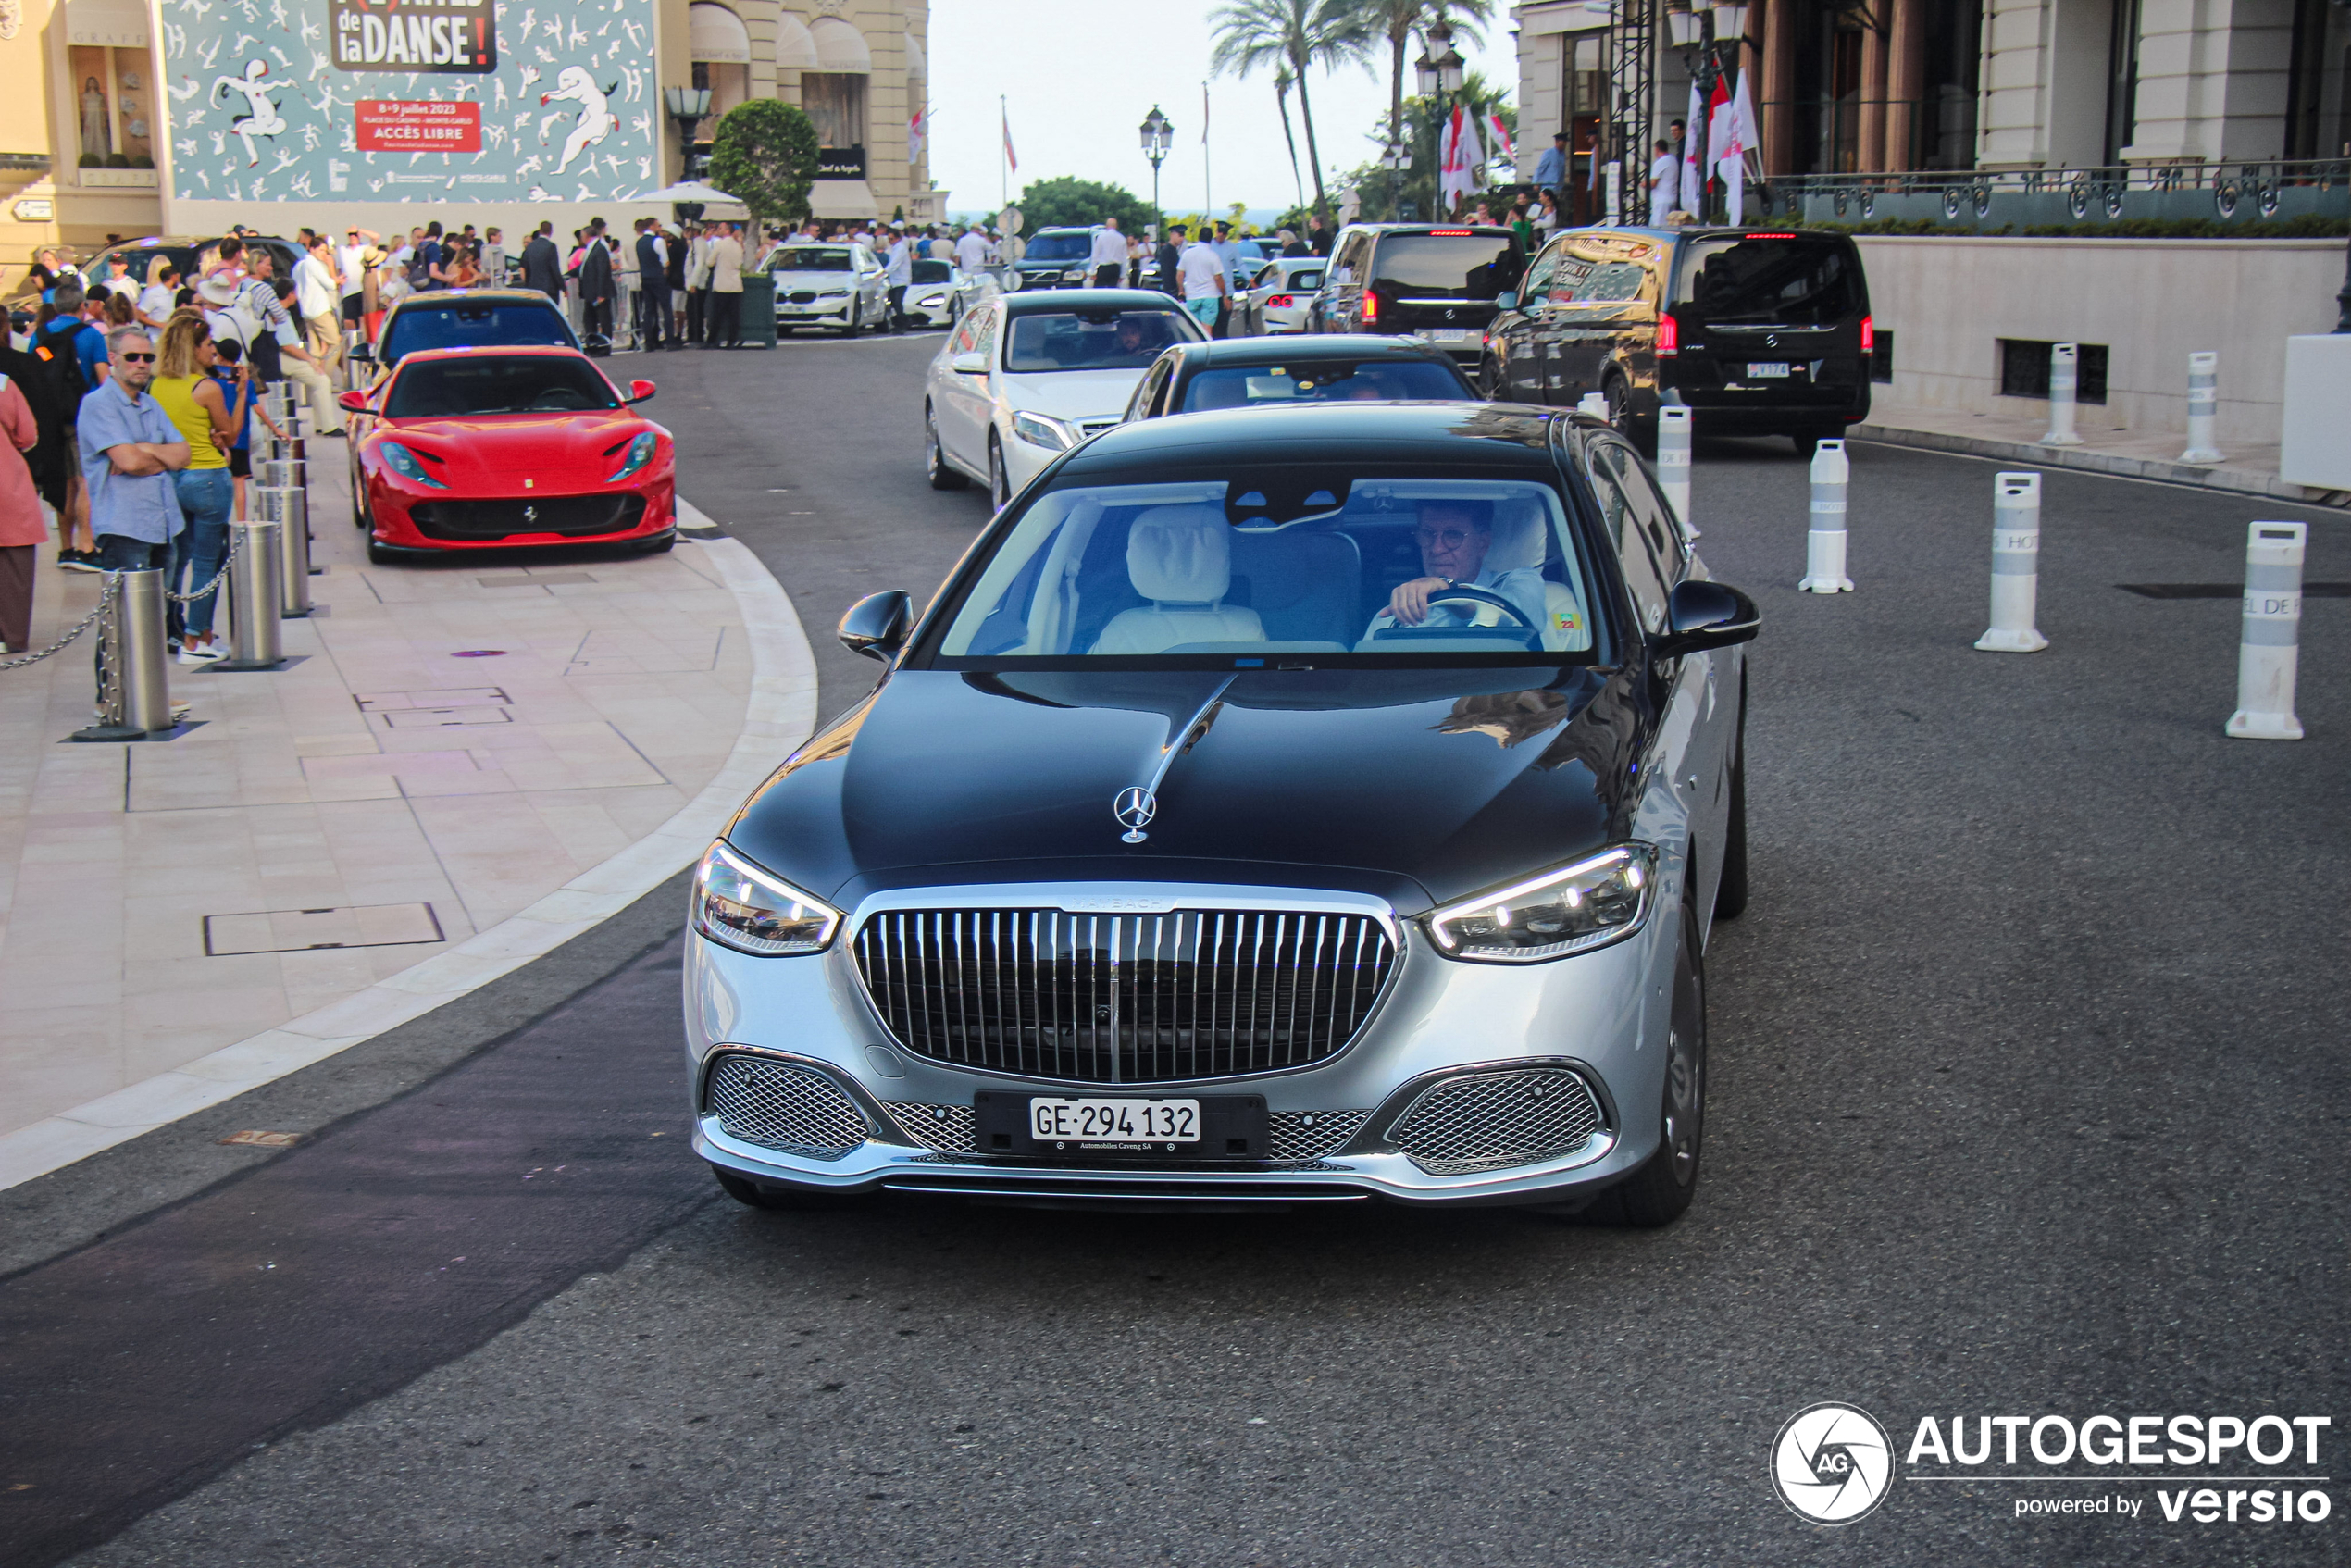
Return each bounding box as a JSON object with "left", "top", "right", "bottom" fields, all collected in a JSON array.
[{"left": 155, "top": 0, "right": 658, "bottom": 205}]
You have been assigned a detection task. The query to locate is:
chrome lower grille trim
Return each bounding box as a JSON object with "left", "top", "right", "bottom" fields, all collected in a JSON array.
[
  {"left": 884, "top": 1101, "right": 977, "bottom": 1154},
  {"left": 1268, "top": 1110, "right": 1369, "bottom": 1162},
  {"left": 704, "top": 1055, "right": 871, "bottom": 1160},
  {"left": 852, "top": 909, "right": 1395, "bottom": 1085},
  {"left": 1389, "top": 1068, "right": 1607, "bottom": 1176}
]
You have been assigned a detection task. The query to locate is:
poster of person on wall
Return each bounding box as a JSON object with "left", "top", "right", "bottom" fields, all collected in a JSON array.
[{"left": 155, "top": 0, "right": 655, "bottom": 205}]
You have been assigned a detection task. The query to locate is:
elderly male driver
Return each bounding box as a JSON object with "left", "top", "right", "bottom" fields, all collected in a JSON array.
[{"left": 1371, "top": 498, "right": 1548, "bottom": 636}]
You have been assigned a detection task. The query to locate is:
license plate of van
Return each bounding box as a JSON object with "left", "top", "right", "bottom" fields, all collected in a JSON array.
[{"left": 1746, "top": 361, "right": 1792, "bottom": 379}]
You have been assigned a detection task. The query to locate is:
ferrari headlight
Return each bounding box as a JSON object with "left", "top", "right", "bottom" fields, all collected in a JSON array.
[
  {"left": 1425, "top": 844, "right": 1657, "bottom": 963},
  {"left": 914, "top": 292, "right": 946, "bottom": 308},
  {"left": 691, "top": 841, "right": 840, "bottom": 956},
  {"left": 1011, "top": 411, "right": 1079, "bottom": 452},
  {"left": 605, "top": 429, "right": 658, "bottom": 483},
  {"left": 378, "top": 440, "right": 447, "bottom": 489}
]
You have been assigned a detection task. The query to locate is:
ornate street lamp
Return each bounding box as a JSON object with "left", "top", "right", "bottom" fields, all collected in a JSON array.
[
  {"left": 1416, "top": 19, "right": 1466, "bottom": 218},
  {"left": 1664, "top": 4, "right": 1749, "bottom": 223},
  {"left": 1139, "top": 106, "right": 1174, "bottom": 234},
  {"left": 664, "top": 85, "right": 714, "bottom": 184}
]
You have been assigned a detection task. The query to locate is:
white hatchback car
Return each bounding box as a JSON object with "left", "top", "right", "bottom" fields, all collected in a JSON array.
[{"left": 924, "top": 290, "right": 1205, "bottom": 507}]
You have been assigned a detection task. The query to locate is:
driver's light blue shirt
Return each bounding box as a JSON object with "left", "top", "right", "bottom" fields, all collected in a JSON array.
[{"left": 1365, "top": 565, "right": 1549, "bottom": 639}]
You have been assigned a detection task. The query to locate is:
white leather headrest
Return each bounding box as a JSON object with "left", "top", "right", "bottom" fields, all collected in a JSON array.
[
  {"left": 1485, "top": 501, "right": 1547, "bottom": 572},
  {"left": 1126, "top": 504, "right": 1231, "bottom": 603}
]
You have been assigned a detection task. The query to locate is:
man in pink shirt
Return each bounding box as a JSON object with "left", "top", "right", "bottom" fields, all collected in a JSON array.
[{"left": 0, "top": 369, "right": 44, "bottom": 652}]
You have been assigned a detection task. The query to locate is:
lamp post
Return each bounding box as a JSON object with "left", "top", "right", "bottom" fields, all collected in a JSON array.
[
  {"left": 664, "top": 85, "right": 714, "bottom": 184},
  {"left": 1379, "top": 141, "right": 1410, "bottom": 220},
  {"left": 1666, "top": 3, "right": 1748, "bottom": 225},
  {"left": 1139, "top": 106, "right": 1173, "bottom": 236},
  {"left": 1415, "top": 19, "right": 1465, "bottom": 218}
]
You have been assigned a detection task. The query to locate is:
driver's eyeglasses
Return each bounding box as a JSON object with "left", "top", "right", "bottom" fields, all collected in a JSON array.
[
  {"left": 1413, "top": 527, "right": 1476, "bottom": 549},
  {"left": 118, "top": 352, "right": 156, "bottom": 363}
]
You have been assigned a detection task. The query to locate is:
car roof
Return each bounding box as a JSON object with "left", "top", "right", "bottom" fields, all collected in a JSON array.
[
  {"left": 997, "top": 288, "right": 1188, "bottom": 317},
  {"left": 1340, "top": 224, "right": 1518, "bottom": 238},
  {"left": 385, "top": 288, "right": 566, "bottom": 311},
  {"left": 1547, "top": 224, "right": 1855, "bottom": 243},
  {"left": 1030, "top": 226, "right": 1097, "bottom": 236},
  {"left": 392, "top": 344, "right": 590, "bottom": 364},
  {"left": 1169, "top": 334, "right": 1461, "bottom": 369},
  {"left": 1063, "top": 401, "right": 1562, "bottom": 474}
]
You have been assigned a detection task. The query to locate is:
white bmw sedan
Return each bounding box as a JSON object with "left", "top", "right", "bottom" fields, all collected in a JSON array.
[{"left": 924, "top": 289, "right": 1205, "bottom": 507}]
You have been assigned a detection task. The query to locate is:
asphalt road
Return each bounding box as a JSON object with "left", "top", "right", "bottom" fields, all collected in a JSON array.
[{"left": 5, "top": 331, "right": 2346, "bottom": 1567}]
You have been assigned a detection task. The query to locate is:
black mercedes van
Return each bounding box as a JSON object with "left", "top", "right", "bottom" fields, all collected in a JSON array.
[
  {"left": 1314, "top": 223, "right": 1527, "bottom": 366},
  {"left": 1477, "top": 226, "right": 1872, "bottom": 454}
]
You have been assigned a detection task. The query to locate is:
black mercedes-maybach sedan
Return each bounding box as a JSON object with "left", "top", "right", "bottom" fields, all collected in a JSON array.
[{"left": 688, "top": 402, "right": 1759, "bottom": 1222}]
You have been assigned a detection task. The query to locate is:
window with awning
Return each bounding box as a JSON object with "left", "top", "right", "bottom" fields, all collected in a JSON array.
[
  {"left": 810, "top": 17, "right": 872, "bottom": 74},
  {"left": 688, "top": 4, "right": 750, "bottom": 64}
]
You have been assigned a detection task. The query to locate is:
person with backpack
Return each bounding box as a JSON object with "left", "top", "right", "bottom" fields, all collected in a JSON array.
[
  {"left": 409, "top": 222, "right": 445, "bottom": 293},
  {"left": 31, "top": 282, "right": 107, "bottom": 571}
]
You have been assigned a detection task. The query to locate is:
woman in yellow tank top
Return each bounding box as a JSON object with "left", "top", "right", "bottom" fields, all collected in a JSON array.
[{"left": 152, "top": 312, "right": 244, "bottom": 662}]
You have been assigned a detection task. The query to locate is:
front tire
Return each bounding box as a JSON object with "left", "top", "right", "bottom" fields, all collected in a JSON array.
[
  {"left": 840, "top": 303, "right": 861, "bottom": 338},
  {"left": 926, "top": 405, "right": 969, "bottom": 490},
  {"left": 1716, "top": 698, "right": 1750, "bottom": 920},
  {"left": 1605, "top": 374, "right": 1658, "bottom": 458},
  {"left": 1594, "top": 903, "right": 1706, "bottom": 1226},
  {"left": 988, "top": 434, "right": 1011, "bottom": 511},
  {"left": 1476, "top": 357, "right": 1506, "bottom": 401}
]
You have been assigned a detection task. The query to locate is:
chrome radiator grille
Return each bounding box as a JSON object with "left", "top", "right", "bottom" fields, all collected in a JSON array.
[
  {"left": 1390, "top": 1068, "right": 1606, "bottom": 1175},
  {"left": 852, "top": 909, "right": 1396, "bottom": 1085},
  {"left": 704, "top": 1055, "right": 870, "bottom": 1160}
]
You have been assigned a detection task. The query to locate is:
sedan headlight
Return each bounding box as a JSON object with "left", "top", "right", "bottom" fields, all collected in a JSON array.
[
  {"left": 1425, "top": 844, "right": 1657, "bottom": 963},
  {"left": 1011, "top": 410, "right": 1080, "bottom": 452},
  {"left": 606, "top": 429, "right": 658, "bottom": 484},
  {"left": 378, "top": 440, "right": 448, "bottom": 489},
  {"left": 691, "top": 841, "right": 841, "bottom": 956},
  {"left": 913, "top": 292, "right": 946, "bottom": 308},
  {"left": 1061, "top": 268, "right": 1085, "bottom": 281}
]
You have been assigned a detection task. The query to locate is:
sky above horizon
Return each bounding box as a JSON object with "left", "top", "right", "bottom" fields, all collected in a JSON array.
[{"left": 926, "top": 2, "right": 1520, "bottom": 218}]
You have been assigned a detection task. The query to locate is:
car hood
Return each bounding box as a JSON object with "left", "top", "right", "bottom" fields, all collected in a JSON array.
[
  {"left": 725, "top": 666, "right": 1648, "bottom": 915},
  {"left": 770, "top": 270, "right": 861, "bottom": 286},
  {"left": 997, "top": 369, "right": 1149, "bottom": 420},
  {"left": 373, "top": 409, "right": 656, "bottom": 491}
]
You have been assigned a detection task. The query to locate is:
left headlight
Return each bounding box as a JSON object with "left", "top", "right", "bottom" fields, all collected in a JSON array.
[
  {"left": 605, "top": 429, "right": 659, "bottom": 484},
  {"left": 378, "top": 440, "right": 448, "bottom": 489},
  {"left": 1011, "top": 410, "right": 1079, "bottom": 452},
  {"left": 1425, "top": 844, "right": 1658, "bottom": 964},
  {"left": 913, "top": 292, "right": 946, "bottom": 308},
  {"left": 691, "top": 841, "right": 841, "bottom": 956}
]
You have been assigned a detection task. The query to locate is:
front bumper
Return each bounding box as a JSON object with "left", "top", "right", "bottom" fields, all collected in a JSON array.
[
  {"left": 686, "top": 878, "right": 1679, "bottom": 1209},
  {"left": 367, "top": 471, "right": 676, "bottom": 551}
]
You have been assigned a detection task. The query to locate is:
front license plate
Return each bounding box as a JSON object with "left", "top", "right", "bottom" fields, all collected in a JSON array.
[
  {"left": 1746, "top": 361, "right": 1792, "bottom": 378},
  {"left": 1426, "top": 328, "right": 1472, "bottom": 342},
  {"left": 973, "top": 1092, "right": 1269, "bottom": 1159}
]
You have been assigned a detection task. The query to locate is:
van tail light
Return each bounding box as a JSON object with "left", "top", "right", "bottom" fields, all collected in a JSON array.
[
  {"left": 1362, "top": 289, "right": 1379, "bottom": 325},
  {"left": 1860, "top": 314, "right": 1875, "bottom": 355},
  {"left": 1268, "top": 293, "right": 1294, "bottom": 308},
  {"left": 1657, "top": 311, "right": 1679, "bottom": 356}
]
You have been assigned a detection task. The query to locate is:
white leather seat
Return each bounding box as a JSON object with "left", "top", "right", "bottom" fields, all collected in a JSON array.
[
  {"left": 1090, "top": 505, "right": 1266, "bottom": 654},
  {"left": 1486, "top": 501, "right": 1588, "bottom": 652}
]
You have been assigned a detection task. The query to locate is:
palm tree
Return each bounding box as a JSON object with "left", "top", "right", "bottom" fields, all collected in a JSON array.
[
  {"left": 1372, "top": 1, "right": 1494, "bottom": 217},
  {"left": 1208, "top": 0, "right": 1375, "bottom": 212},
  {"left": 1275, "top": 67, "right": 1305, "bottom": 207}
]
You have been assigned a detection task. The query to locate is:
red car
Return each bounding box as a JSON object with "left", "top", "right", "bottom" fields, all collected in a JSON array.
[{"left": 339, "top": 345, "right": 675, "bottom": 564}]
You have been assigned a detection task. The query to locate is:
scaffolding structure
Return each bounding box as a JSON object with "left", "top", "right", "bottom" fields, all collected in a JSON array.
[{"left": 1606, "top": 1, "right": 1659, "bottom": 224}]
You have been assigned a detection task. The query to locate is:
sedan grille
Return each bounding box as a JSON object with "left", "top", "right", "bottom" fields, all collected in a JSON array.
[
  {"left": 852, "top": 910, "right": 1396, "bottom": 1085},
  {"left": 1268, "top": 1110, "right": 1368, "bottom": 1163},
  {"left": 704, "top": 1055, "right": 870, "bottom": 1160},
  {"left": 407, "top": 492, "right": 646, "bottom": 541},
  {"left": 1389, "top": 1069, "right": 1606, "bottom": 1176}
]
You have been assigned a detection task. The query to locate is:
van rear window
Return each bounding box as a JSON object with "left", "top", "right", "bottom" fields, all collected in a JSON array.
[
  {"left": 1674, "top": 238, "right": 1858, "bottom": 325},
  {"left": 1371, "top": 235, "right": 1524, "bottom": 300}
]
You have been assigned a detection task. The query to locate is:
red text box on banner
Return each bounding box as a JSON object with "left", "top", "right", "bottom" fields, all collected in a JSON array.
[{"left": 355, "top": 100, "right": 483, "bottom": 153}]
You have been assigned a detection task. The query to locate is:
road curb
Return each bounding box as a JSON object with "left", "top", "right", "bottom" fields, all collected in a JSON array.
[
  {"left": 0, "top": 500, "right": 816, "bottom": 1193},
  {"left": 1849, "top": 421, "right": 2351, "bottom": 509}
]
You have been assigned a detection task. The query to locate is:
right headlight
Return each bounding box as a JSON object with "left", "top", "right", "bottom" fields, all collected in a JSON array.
[
  {"left": 691, "top": 841, "right": 840, "bottom": 956},
  {"left": 1011, "top": 410, "right": 1079, "bottom": 452},
  {"left": 1424, "top": 844, "right": 1657, "bottom": 963}
]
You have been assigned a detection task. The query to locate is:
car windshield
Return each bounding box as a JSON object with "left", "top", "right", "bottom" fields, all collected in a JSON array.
[
  {"left": 911, "top": 259, "right": 953, "bottom": 284},
  {"left": 1674, "top": 237, "right": 1858, "bottom": 324},
  {"left": 382, "top": 301, "right": 573, "bottom": 363},
  {"left": 923, "top": 473, "right": 1600, "bottom": 668},
  {"left": 1372, "top": 234, "right": 1524, "bottom": 300},
  {"left": 772, "top": 247, "right": 857, "bottom": 272},
  {"left": 1004, "top": 309, "right": 1192, "bottom": 372},
  {"left": 384, "top": 355, "right": 620, "bottom": 417},
  {"left": 1178, "top": 359, "right": 1467, "bottom": 412},
  {"left": 1024, "top": 233, "right": 1093, "bottom": 262}
]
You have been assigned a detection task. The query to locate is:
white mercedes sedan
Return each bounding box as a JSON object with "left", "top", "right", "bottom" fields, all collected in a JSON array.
[{"left": 924, "top": 289, "right": 1205, "bottom": 508}]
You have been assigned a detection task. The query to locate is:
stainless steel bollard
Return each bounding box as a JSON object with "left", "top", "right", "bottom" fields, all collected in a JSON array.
[
  {"left": 1975, "top": 471, "right": 2048, "bottom": 653},
  {"left": 1657, "top": 404, "right": 1694, "bottom": 536},
  {"left": 2040, "top": 342, "right": 2084, "bottom": 446},
  {"left": 2226, "top": 522, "right": 2305, "bottom": 740},
  {"left": 2179, "top": 351, "right": 2225, "bottom": 465},
  {"left": 1797, "top": 440, "right": 1853, "bottom": 593},
  {"left": 260, "top": 486, "right": 314, "bottom": 616},
  {"left": 71, "top": 568, "right": 175, "bottom": 739},
  {"left": 216, "top": 519, "right": 287, "bottom": 669},
  {"left": 259, "top": 456, "right": 306, "bottom": 491}
]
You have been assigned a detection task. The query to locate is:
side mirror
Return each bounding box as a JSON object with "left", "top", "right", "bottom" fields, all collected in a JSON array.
[
  {"left": 839, "top": 589, "right": 914, "bottom": 663},
  {"left": 1495, "top": 291, "right": 1519, "bottom": 312},
  {"left": 950, "top": 352, "right": 988, "bottom": 376},
  {"left": 337, "top": 390, "right": 371, "bottom": 415},
  {"left": 350, "top": 342, "right": 375, "bottom": 364},
  {"left": 1652, "top": 579, "right": 1761, "bottom": 660},
  {"left": 626, "top": 379, "right": 656, "bottom": 404}
]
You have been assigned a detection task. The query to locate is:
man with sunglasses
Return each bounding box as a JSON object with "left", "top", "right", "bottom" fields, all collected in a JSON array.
[
  {"left": 77, "top": 326, "right": 189, "bottom": 707},
  {"left": 1373, "top": 499, "right": 1546, "bottom": 635}
]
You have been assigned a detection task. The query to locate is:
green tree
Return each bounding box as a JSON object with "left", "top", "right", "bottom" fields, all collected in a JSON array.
[
  {"left": 1369, "top": 1, "right": 1494, "bottom": 218},
  {"left": 1209, "top": 0, "right": 1375, "bottom": 213},
  {"left": 1014, "top": 176, "right": 1157, "bottom": 237},
  {"left": 706, "top": 99, "right": 819, "bottom": 234}
]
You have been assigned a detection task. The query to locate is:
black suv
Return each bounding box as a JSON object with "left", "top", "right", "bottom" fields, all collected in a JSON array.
[
  {"left": 1009, "top": 227, "right": 1104, "bottom": 291},
  {"left": 1313, "top": 223, "right": 1526, "bottom": 366},
  {"left": 1480, "top": 226, "right": 1872, "bottom": 454}
]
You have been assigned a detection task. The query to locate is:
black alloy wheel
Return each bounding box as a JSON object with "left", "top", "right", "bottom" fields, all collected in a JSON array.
[
  {"left": 926, "top": 405, "right": 969, "bottom": 491},
  {"left": 1595, "top": 901, "right": 1707, "bottom": 1226},
  {"left": 1605, "top": 374, "right": 1657, "bottom": 458},
  {"left": 1476, "top": 356, "right": 1506, "bottom": 402}
]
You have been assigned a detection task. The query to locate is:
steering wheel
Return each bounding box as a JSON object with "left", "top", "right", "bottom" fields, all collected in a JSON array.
[
  {"left": 1422, "top": 583, "right": 1537, "bottom": 629},
  {"left": 529, "top": 388, "right": 591, "bottom": 411}
]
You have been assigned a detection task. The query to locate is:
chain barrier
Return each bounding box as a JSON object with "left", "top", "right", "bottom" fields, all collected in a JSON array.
[
  {"left": 163, "top": 524, "right": 243, "bottom": 605},
  {"left": 0, "top": 571, "right": 119, "bottom": 673}
]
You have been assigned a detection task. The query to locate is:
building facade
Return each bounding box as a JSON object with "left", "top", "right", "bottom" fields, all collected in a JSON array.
[
  {"left": 1514, "top": 0, "right": 2350, "bottom": 189},
  {"left": 1, "top": 0, "right": 936, "bottom": 283}
]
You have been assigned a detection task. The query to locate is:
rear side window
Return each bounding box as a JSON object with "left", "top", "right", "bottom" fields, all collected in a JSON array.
[
  {"left": 1288, "top": 268, "right": 1323, "bottom": 290},
  {"left": 1674, "top": 237, "right": 1859, "bottom": 325},
  {"left": 1371, "top": 235, "right": 1524, "bottom": 300}
]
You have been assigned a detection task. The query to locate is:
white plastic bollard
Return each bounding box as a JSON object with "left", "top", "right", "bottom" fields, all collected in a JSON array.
[
  {"left": 1656, "top": 404, "right": 1694, "bottom": 537},
  {"left": 1576, "top": 391, "right": 1610, "bottom": 420},
  {"left": 2040, "top": 342, "right": 2084, "bottom": 446},
  {"left": 2178, "top": 351, "right": 2225, "bottom": 465},
  {"left": 2226, "top": 521, "right": 2306, "bottom": 740},
  {"left": 1974, "top": 471, "right": 2048, "bottom": 653},
  {"left": 1797, "top": 439, "right": 1852, "bottom": 593}
]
